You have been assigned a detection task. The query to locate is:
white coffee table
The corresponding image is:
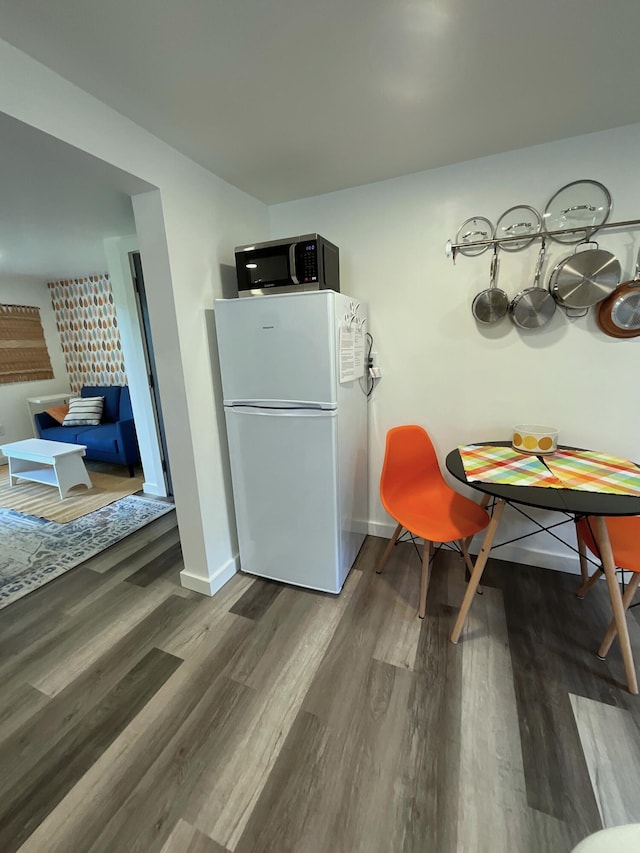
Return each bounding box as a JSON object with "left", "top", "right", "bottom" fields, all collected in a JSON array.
[{"left": 1, "top": 439, "right": 92, "bottom": 499}]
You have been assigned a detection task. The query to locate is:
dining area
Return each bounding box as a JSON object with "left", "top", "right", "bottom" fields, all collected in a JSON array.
[
  {"left": 375, "top": 422, "right": 640, "bottom": 850},
  {"left": 377, "top": 423, "right": 640, "bottom": 693}
]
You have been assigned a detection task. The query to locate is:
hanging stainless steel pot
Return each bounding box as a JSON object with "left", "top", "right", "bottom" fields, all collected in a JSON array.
[
  {"left": 509, "top": 239, "right": 556, "bottom": 328},
  {"left": 597, "top": 248, "right": 640, "bottom": 338},
  {"left": 548, "top": 240, "right": 621, "bottom": 311},
  {"left": 472, "top": 246, "right": 509, "bottom": 324}
]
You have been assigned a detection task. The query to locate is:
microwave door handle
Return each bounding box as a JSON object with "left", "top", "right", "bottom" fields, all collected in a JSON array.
[{"left": 288, "top": 242, "right": 300, "bottom": 284}]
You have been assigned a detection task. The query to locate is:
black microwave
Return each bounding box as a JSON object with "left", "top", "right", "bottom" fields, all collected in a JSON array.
[{"left": 234, "top": 234, "right": 340, "bottom": 297}]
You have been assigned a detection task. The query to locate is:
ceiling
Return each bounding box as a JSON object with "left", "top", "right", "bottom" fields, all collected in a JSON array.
[
  {"left": 0, "top": 113, "right": 153, "bottom": 280},
  {"left": 1, "top": 1, "right": 640, "bottom": 204}
]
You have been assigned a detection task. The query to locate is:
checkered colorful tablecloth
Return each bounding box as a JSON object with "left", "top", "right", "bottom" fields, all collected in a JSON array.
[
  {"left": 543, "top": 449, "right": 640, "bottom": 496},
  {"left": 458, "top": 444, "right": 640, "bottom": 496},
  {"left": 459, "top": 445, "right": 564, "bottom": 487}
]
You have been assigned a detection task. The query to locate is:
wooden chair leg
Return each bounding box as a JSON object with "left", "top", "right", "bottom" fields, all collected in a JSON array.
[
  {"left": 460, "top": 539, "right": 476, "bottom": 578},
  {"left": 418, "top": 539, "right": 432, "bottom": 619},
  {"left": 593, "top": 516, "right": 638, "bottom": 694},
  {"left": 598, "top": 572, "right": 640, "bottom": 660},
  {"left": 376, "top": 522, "right": 403, "bottom": 574},
  {"left": 462, "top": 493, "right": 491, "bottom": 553},
  {"left": 577, "top": 568, "right": 603, "bottom": 599},
  {"left": 575, "top": 522, "right": 590, "bottom": 593},
  {"left": 458, "top": 536, "right": 482, "bottom": 595}
]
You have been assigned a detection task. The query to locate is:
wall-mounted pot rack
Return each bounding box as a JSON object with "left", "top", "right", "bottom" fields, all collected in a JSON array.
[{"left": 445, "top": 216, "right": 640, "bottom": 261}]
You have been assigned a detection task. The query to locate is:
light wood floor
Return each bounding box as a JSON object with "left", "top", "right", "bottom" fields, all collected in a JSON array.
[{"left": 2, "top": 516, "right": 640, "bottom": 852}]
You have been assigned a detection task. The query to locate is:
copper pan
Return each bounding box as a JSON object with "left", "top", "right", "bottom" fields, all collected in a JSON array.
[{"left": 597, "top": 249, "right": 640, "bottom": 339}]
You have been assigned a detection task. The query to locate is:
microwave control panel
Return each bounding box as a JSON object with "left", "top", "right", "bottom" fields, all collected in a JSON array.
[{"left": 297, "top": 241, "right": 318, "bottom": 283}]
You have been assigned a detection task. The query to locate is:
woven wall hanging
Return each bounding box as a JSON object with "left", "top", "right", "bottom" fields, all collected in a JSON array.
[{"left": 0, "top": 304, "right": 54, "bottom": 385}]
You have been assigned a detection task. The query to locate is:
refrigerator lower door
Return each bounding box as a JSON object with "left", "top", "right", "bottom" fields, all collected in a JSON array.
[{"left": 225, "top": 405, "right": 342, "bottom": 592}]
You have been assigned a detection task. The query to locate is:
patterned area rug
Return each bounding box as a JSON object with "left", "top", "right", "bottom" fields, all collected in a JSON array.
[
  {"left": 0, "top": 467, "right": 145, "bottom": 523},
  {"left": 0, "top": 495, "right": 174, "bottom": 610}
]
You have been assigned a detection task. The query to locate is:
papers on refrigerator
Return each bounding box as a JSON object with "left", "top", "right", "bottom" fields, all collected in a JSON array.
[{"left": 339, "top": 323, "right": 365, "bottom": 383}]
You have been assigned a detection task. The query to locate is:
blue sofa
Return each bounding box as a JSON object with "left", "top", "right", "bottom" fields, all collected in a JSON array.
[{"left": 34, "top": 385, "right": 141, "bottom": 476}]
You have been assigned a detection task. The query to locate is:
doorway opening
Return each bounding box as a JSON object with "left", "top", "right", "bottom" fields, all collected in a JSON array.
[{"left": 129, "top": 251, "right": 173, "bottom": 495}]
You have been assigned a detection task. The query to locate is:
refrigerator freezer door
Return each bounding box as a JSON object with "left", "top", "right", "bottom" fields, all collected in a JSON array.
[
  {"left": 215, "top": 292, "right": 336, "bottom": 407},
  {"left": 225, "top": 405, "right": 342, "bottom": 592}
]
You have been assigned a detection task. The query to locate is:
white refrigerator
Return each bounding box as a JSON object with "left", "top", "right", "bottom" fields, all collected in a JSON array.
[{"left": 214, "top": 290, "right": 368, "bottom": 593}]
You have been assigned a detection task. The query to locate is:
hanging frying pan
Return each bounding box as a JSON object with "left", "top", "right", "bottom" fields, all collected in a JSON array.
[
  {"left": 597, "top": 248, "right": 640, "bottom": 338},
  {"left": 548, "top": 240, "right": 621, "bottom": 313},
  {"left": 472, "top": 246, "right": 509, "bottom": 324},
  {"left": 509, "top": 239, "right": 556, "bottom": 328}
]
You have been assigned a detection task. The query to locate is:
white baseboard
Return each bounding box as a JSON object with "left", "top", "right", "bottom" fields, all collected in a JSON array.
[
  {"left": 367, "top": 520, "right": 582, "bottom": 576},
  {"left": 142, "top": 480, "right": 167, "bottom": 497},
  {"left": 474, "top": 541, "right": 580, "bottom": 575},
  {"left": 181, "top": 520, "right": 615, "bottom": 599},
  {"left": 180, "top": 553, "right": 240, "bottom": 596},
  {"left": 367, "top": 520, "right": 399, "bottom": 539}
]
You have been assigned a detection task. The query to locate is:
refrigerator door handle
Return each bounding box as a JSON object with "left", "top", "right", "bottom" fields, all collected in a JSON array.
[
  {"left": 228, "top": 405, "right": 337, "bottom": 418},
  {"left": 224, "top": 399, "right": 335, "bottom": 410}
]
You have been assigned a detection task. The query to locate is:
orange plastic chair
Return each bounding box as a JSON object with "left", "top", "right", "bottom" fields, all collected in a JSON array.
[
  {"left": 375, "top": 425, "right": 491, "bottom": 618},
  {"left": 576, "top": 516, "right": 640, "bottom": 658}
]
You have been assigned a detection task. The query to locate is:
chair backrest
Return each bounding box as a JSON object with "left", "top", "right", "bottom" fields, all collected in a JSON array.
[
  {"left": 576, "top": 518, "right": 600, "bottom": 561},
  {"left": 380, "top": 425, "right": 444, "bottom": 514}
]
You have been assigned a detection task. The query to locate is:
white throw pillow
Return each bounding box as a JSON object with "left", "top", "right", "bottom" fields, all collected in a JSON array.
[{"left": 62, "top": 396, "right": 104, "bottom": 427}]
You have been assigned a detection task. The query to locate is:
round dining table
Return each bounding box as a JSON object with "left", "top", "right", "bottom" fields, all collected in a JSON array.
[{"left": 446, "top": 442, "right": 640, "bottom": 694}]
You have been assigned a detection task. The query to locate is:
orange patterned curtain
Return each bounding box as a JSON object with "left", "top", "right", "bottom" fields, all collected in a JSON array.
[{"left": 0, "top": 304, "right": 54, "bottom": 385}]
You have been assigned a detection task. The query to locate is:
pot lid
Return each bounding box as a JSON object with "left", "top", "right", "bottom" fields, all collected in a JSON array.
[
  {"left": 543, "top": 180, "right": 611, "bottom": 243},
  {"left": 495, "top": 205, "right": 542, "bottom": 251},
  {"left": 455, "top": 217, "right": 493, "bottom": 256}
]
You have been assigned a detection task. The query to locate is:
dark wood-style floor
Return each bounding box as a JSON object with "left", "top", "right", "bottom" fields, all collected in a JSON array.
[{"left": 2, "top": 515, "right": 640, "bottom": 853}]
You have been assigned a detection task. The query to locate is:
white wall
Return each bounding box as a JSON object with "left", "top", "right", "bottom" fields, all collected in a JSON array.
[
  {"left": 270, "top": 124, "right": 640, "bottom": 572},
  {"left": 0, "top": 38, "right": 270, "bottom": 592},
  {"left": 0, "top": 275, "right": 71, "bottom": 450}
]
